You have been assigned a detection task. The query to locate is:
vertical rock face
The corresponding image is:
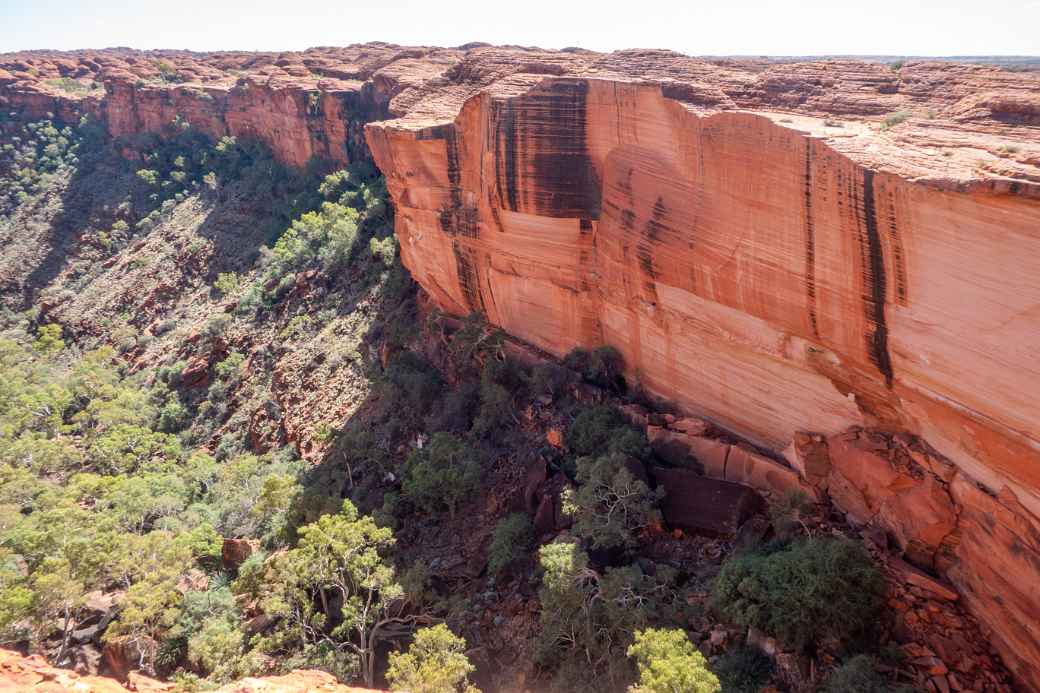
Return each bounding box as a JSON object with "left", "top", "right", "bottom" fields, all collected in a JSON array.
[
  {"left": 0, "top": 45, "right": 466, "bottom": 166},
  {"left": 4, "top": 43, "right": 1040, "bottom": 687},
  {"left": 363, "top": 51, "right": 1040, "bottom": 688}
]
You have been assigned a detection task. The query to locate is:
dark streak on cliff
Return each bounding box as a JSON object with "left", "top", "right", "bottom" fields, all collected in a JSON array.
[
  {"left": 530, "top": 80, "right": 601, "bottom": 219},
  {"left": 861, "top": 170, "right": 894, "bottom": 387},
  {"left": 805, "top": 139, "right": 820, "bottom": 339},
  {"left": 636, "top": 196, "right": 667, "bottom": 304},
  {"left": 495, "top": 100, "right": 520, "bottom": 212},
  {"left": 452, "top": 240, "right": 484, "bottom": 312}
]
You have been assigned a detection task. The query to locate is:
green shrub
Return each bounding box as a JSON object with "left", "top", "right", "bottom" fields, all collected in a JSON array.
[
  {"left": 203, "top": 314, "right": 230, "bottom": 338},
  {"left": 157, "top": 398, "right": 188, "bottom": 433},
  {"left": 386, "top": 623, "right": 480, "bottom": 693},
  {"left": 470, "top": 379, "right": 512, "bottom": 440},
  {"left": 32, "top": 324, "right": 64, "bottom": 355},
  {"left": 821, "top": 655, "right": 916, "bottom": 693},
  {"left": 426, "top": 381, "right": 480, "bottom": 434},
  {"left": 488, "top": 513, "right": 533, "bottom": 575},
  {"left": 564, "top": 453, "right": 662, "bottom": 550},
  {"left": 529, "top": 361, "right": 571, "bottom": 400},
  {"left": 186, "top": 616, "right": 246, "bottom": 682},
  {"left": 214, "top": 272, "right": 240, "bottom": 296},
  {"left": 402, "top": 433, "right": 481, "bottom": 517},
  {"left": 369, "top": 235, "right": 397, "bottom": 266},
  {"left": 627, "top": 628, "right": 719, "bottom": 693},
  {"left": 767, "top": 489, "right": 814, "bottom": 540},
  {"left": 382, "top": 351, "right": 444, "bottom": 419},
  {"left": 214, "top": 351, "right": 245, "bottom": 381},
  {"left": 566, "top": 405, "right": 650, "bottom": 461},
  {"left": 564, "top": 345, "right": 625, "bottom": 390},
  {"left": 158, "top": 360, "right": 187, "bottom": 386},
  {"left": 470, "top": 358, "right": 525, "bottom": 439},
  {"left": 136, "top": 169, "right": 160, "bottom": 186},
  {"left": 713, "top": 645, "right": 773, "bottom": 693},
  {"left": 710, "top": 537, "right": 884, "bottom": 651},
  {"left": 880, "top": 110, "right": 912, "bottom": 130}
]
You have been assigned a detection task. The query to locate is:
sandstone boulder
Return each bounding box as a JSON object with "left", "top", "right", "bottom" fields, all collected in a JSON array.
[
  {"left": 222, "top": 538, "right": 260, "bottom": 570},
  {"left": 654, "top": 467, "right": 762, "bottom": 536},
  {"left": 724, "top": 446, "right": 810, "bottom": 499},
  {"left": 826, "top": 431, "right": 957, "bottom": 569}
]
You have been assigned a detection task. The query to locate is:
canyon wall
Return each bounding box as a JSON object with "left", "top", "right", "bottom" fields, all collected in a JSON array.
[
  {"left": 3, "top": 44, "right": 1040, "bottom": 689},
  {"left": 0, "top": 44, "right": 462, "bottom": 166},
  {"left": 363, "top": 51, "right": 1040, "bottom": 688}
]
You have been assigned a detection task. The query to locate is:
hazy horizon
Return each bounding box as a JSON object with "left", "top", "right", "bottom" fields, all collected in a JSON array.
[{"left": 2, "top": 0, "right": 1038, "bottom": 57}]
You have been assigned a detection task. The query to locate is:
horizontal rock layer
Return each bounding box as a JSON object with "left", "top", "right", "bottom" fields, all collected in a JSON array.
[{"left": 361, "top": 48, "right": 1040, "bottom": 688}]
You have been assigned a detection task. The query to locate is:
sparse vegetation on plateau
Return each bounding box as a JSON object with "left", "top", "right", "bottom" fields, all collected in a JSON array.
[{"left": 880, "top": 110, "right": 912, "bottom": 130}]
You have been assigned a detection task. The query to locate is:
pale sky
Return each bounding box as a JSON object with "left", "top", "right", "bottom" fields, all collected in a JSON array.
[{"left": 2, "top": 0, "right": 1038, "bottom": 56}]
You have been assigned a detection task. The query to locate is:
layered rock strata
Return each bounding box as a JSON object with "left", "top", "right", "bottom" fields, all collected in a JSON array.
[
  {"left": 0, "top": 44, "right": 464, "bottom": 166},
  {"left": 361, "top": 48, "right": 1040, "bottom": 688},
  {"left": 3, "top": 43, "right": 1040, "bottom": 688}
]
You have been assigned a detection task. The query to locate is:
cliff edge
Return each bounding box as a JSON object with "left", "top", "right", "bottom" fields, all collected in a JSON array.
[
  {"left": 3, "top": 43, "right": 1039, "bottom": 689},
  {"left": 362, "top": 47, "right": 1040, "bottom": 689}
]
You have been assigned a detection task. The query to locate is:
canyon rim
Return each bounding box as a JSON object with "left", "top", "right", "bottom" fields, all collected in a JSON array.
[{"left": 2, "top": 41, "right": 1039, "bottom": 692}]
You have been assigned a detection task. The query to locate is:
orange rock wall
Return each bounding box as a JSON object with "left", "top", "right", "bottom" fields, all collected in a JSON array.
[
  {"left": 366, "top": 77, "right": 1040, "bottom": 687},
  {"left": 101, "top": 81, "right": 378, "bottom": 167},
  {"left": 4, "top": 45, "right": 1040, "bottom": 687},
  {"left": 2, "top": 82, "right": 374, "bottom": 168}
]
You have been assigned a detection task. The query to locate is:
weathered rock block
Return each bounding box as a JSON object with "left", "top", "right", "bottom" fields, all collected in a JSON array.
[{"left": 654, "top": 467, "right": 762, "bottom": 536}]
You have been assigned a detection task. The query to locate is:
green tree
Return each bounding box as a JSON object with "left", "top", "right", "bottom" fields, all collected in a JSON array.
[
  {"left": 488, "top": 513, "right": 533, "bottom": 575},
  {"left": 627, "top": 628, "right": 719, "bottom": 693},
  {"left": 386, "top": 623, "right": 481, "bottom": 693},
  {"left": 710, "top": 537, "right": 884, "bottom": 651},
  {"left": 565, "top": 405, "right": 650, "bottom": 461},
  {"left": 535, "top": 540, "right": 687, "bottom": 691},
  {"left": 32, "top": 324, "right": 64, "bottom": 356},
  {"left": 564, "top": 453, "right": 662, "bottom": 550},
  {"left": 563, "top": 346, "right": 625, "bottom": 390},
  {"left": 402, "top": 433, "right": 481, "bottom": 517},
  {"left": 248, "top": 500, "right": 412, "bottom": 686},
  {"left": 104, "top": 532, "right": 194, "bottom": 659},
  {"left": 187, "top": 616, "right": 247, "bottom": 683},
  {"left": 0, "top": 551, "right": 32, "bottom": 643},
  {"left": 29, "top": 557, "right": 87, "bottom": 663}
]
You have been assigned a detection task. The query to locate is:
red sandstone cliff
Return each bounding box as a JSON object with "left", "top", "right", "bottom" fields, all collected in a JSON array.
[
  {"left": 0, "top": 44, "right": 462, "bottom": 166},
  {"left": 362, "top": 48, "right": 1040, "bottom": 689},
  {"left": 0, "top": 648, "right": 380, "bottom": 692},
  {"left": 3, "top": 43, "right": 1040, "bottom": 690}
]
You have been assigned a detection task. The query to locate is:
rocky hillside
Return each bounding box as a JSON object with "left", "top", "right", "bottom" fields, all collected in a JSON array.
[{"left": 0, "top": 43, "right": 1037, "bottom": 693}]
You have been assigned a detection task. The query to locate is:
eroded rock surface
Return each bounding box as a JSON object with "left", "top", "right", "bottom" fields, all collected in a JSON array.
[
  {"left": 360, "top": 47, "right": 1040, "bottom": 688},
  {"left": 3, "top": 43, "right": 1040, "bottom": 688},
  {"left": 0, "top": 44, "right": 464, "bottom": 166}
]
